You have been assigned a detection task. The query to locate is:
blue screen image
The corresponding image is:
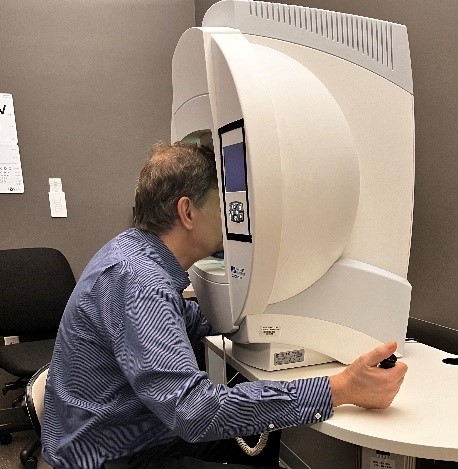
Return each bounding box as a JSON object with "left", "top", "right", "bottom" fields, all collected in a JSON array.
[{"left": 223, "top": 142, "right": 247, "bottom": 192}]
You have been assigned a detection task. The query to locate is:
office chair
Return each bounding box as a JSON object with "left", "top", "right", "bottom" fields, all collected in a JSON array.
[
  {"left": 0, "top": 247, "right": 75, "bottom": 464},
  {"left": 22, "top": 364, "right": 49, "bottom": 469}
]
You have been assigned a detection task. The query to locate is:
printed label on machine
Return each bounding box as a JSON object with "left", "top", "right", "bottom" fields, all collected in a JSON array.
[
  {"left": 370, "top": 457, "right": 395, "bottom": 469},
  {"left": 274, "top": 349, "right": 305, "bottom": 366},
  {"left": 259, "top": 325, "right": 281, "bottom": 338}
]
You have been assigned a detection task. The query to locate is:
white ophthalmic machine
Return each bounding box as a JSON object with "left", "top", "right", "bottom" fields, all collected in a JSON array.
[{"left": 171, "top": 0, "right": 415, "bottom": 371}]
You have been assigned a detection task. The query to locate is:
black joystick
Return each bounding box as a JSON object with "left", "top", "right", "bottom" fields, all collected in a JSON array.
[{"left": 379, "top": 354, "right": 397, "bottom": 369}]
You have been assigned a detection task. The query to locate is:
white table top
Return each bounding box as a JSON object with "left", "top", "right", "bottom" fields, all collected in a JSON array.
[
  {"left": 204, "top": 336, "right": 458, "bottom": 461},
  {"left": 183, "top": 284, "right": 196, "bottom": 299}
]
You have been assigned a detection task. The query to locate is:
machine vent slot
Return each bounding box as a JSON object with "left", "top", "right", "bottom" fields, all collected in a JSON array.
[{"left": 249, "top": 1, "right": 394, "bottom": 69}]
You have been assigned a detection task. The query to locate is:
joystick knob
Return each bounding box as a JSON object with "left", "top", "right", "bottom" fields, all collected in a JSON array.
[{"left": 379, "top": 354, "right": 397, "bottom": 369}]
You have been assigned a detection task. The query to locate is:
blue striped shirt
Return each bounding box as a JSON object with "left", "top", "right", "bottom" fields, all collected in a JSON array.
[{"left": 42, "top": 228, "right": 334, "bottom": 469}]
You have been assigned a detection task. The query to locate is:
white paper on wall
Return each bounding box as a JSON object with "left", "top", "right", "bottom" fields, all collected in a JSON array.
[
  {"left": 48, "top": 178, "right": 67, "bottom": 217},
  {"left": 0, "top": 93, "right": 24, "bottom": 193}
]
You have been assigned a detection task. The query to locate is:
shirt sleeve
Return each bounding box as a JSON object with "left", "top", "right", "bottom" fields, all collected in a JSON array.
[
  {"left": 182, "top": 298, "right": 217, "bottom": 341},
  {"left": 115, "top": 283, "right": 334, "bottom": 443}
]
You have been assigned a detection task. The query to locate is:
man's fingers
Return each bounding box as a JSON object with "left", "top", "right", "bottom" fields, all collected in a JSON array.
[{"left": 363, "top": 341, "right": 398, "bottom": 367}]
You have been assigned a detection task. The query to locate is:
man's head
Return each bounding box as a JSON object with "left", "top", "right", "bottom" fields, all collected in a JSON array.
[{"left": 134, "top": 141, "right": 218, "bottom": 235}]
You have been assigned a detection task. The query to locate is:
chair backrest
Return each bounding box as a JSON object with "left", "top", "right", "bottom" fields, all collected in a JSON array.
[
  {"left": 0, "top": 248, "right": 76, "bottom": 337},
  {"left": 25, "top": 364, "right": 49, "bottom": 437}
]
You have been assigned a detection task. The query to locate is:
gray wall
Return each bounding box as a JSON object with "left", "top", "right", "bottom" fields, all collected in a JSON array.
[
  {"left": 196, "top": 0, "right": 458, "bottom": 333},
  {"left": 195, "top": 0, "right": 217, "bottom": 24},
  {"left": 1, "top": 0, "right": 457, "bottom": 332},
  {"left": 1, "top": 0, "right": 195, "bottom": 278}
]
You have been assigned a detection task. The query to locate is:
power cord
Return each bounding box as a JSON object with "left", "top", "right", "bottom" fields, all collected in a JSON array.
[{"left": 235, "top": 433, "right": 269, "bottom": 456}]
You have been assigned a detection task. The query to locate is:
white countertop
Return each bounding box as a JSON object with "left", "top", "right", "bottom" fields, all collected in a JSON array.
[{"left": 204, "top": 336, "right": 458, "bottom": 461}]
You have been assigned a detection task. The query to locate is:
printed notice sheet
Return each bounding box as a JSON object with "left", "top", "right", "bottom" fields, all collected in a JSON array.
[{"left": 0, "top": 93, "right": 24, "bottom": 193}]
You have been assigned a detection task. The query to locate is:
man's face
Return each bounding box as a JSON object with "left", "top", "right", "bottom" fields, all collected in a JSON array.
[{"left": 194, "top": 188, "right": 224, "bottom": 258}]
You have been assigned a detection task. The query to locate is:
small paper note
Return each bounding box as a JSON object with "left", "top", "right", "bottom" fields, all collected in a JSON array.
[
  {"left": 48, "top": 191, "right": 68, "bottom": 218},
  {"left": 49, "top": 178, "right": 63, "bottom": 192}
]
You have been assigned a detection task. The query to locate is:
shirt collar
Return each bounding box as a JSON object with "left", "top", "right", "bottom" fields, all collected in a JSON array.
[{"left": 134, "top": 229, "right": 190, "bottom": 293}]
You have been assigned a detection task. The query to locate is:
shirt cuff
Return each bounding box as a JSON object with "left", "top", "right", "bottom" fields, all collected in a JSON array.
[{"left": 295, "top": 376, "right": 334, "bottom": 424}]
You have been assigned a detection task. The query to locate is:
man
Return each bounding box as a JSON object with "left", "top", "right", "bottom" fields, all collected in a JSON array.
[{"left": 42, "top": 141, "right": 407, "bottom": 469}]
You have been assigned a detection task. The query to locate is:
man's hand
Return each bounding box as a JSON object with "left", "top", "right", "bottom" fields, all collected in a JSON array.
[{"left": 329, "top": 341, "right": 408, "bottom": 409}]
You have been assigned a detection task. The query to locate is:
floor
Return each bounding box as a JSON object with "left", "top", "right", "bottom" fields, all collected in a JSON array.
[
  {"left": 0, "top": 429, "right": 51, "bottom": 469},
  {"left": 0, "top": 369, "right": 51, "bottom": 469}
]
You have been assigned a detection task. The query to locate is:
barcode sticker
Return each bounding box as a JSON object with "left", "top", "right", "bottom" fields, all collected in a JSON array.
[
  {"left": 370, "top": 457, "right": 395, "bottom": 469},
  {"left": 259, "top": 325, "right": 281, "bottom": 338}
]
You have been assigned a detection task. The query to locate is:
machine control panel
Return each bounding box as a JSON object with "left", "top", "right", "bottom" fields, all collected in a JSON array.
[
  {"left": 219, "top": 119, "right": 252, "bottom": 242},
  {"left": 229, "top": 201, "right": 245, "bottom": 223}
]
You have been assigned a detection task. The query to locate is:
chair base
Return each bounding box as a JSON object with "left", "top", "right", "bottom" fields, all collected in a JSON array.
[
  {"left": 0, "top": 406, "right": 32, "bottom": 435},
  {"left": 2, "top": 376, "right": 28, "bottom": 396},
  {"left": 0, "top": 407, "right": 41, "bottom": 467},
  {"left": 24, "top": 456, "right": 38, "bottom": 469},
  {"left": 21, "top": 436, "right": 41, "bottom": 467}
]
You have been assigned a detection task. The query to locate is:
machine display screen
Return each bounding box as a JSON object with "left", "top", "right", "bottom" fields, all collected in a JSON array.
[
  {"left": 218, "top": 119, "right": 251, "bottom": 242},
  {"left": 222, "top": 142, "right": 247, "bottom": 192}
]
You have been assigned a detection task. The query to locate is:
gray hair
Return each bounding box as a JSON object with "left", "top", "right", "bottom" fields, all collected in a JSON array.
[{"left": 134, "top": 141, "right": 218, "bottom": 235}]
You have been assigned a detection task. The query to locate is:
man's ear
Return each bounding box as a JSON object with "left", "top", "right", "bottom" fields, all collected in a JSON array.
[{"left": 176, "top": 196, "right": 194, "bottom": 231}]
